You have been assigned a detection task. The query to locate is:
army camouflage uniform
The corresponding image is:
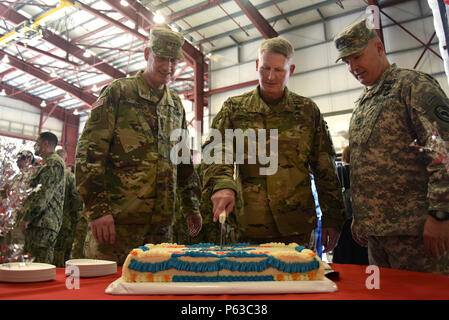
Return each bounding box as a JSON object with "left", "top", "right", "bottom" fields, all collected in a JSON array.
[
  {"left": 53, "top": 169, "right": 84, "bottom": 267},
  {"left": 202, "top": 86, "right": 346, "bottom": 246},
  {"left": 71, "top": 214, "right": 88, "bottom": 259},
  {"left": 335, "top": 19, "right": 449, "bottom": 274},
  {"left": 0, "top": 155, "right": 40, "bottom": 246},
  {"left": 21, "top": 152, "right": 66, "bottom": 264},
  {"left": 76, "top": 70, "right": 201, "bottom": 265}
]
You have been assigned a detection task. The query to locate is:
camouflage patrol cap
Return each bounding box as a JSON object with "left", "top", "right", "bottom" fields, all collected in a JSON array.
[
  {"left": 17, "top": 150, "right": 34, "bottom": 159},
  {"left": 334, "top": 19, "right": 378, "bottom": 62},
  {"left": 148, "top": 27, "right": 185, "bottom": 60}
]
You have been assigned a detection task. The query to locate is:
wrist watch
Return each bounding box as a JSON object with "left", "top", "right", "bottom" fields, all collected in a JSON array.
[{"left": 428, "top": 210, "right": 449, "bottom": 221}]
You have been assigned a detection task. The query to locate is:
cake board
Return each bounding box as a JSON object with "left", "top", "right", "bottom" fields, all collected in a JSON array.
[{"left": 105, "top": 277, "right": 338, "bottom": 295}]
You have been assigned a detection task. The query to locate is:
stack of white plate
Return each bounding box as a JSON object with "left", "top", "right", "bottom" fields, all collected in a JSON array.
[
  {"left": 65, "top": 259, "right": 117, "bottom": 278},
  {"left": 0, "top": 262, "right": 56, "bottom": 283}
]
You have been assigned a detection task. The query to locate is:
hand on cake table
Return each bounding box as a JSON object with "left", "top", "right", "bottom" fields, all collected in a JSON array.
[
  {"left": 423, "top": 215, "right": 449, "bottom": 260},
  {"left": 321, "top": 227, "right": 340, "bottom": 253},
  {"left": 187, "top": 213, "right": 203, "bottom": 237},
  {"left": 211, "top": 189, "right": 235, "bottom": 222},
  {"left": 91, "top": 214, "right": 116, "bottom": 244}
]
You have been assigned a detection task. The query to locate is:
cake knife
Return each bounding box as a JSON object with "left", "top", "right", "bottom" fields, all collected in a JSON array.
[{"left": 219, "top": 210, "right": 226, "bottom": 247}]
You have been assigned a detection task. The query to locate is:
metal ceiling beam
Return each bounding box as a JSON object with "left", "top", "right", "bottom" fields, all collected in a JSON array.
[
  {"left": 379, "top": 0, "right": 412, "bottom": 9},
  {"left": 182, "top": 0, "right": 288, "bottom": 35},
  {"left": 0, "top": 3, "right": 125, "bottom": 80},
  {"left": 68, "top": 0, "right": 147, "bottom": 41},
  {"left": 102, "top": 0, "right": 206, "bottom": 65},
  {"left": 0, "top": 81, "right": 79, "bottom": 125},
  {"left": 0, "top": 50, "right": 97, "bottom": 107},
  {"left": 14, "top": 41, "right": 79, "bottom": 67},
  {"left": 196, "top": 0, "right": 335, "bottom": 45},
  {"left": 233, "top": 0, "right": 278, "bottom": 39}
]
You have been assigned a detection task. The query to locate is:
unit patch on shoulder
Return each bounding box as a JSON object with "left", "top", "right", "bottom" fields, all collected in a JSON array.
[
  {"left": 91, "top": 98, "right": 104, "bottom": 110},
  {"left": 434, "top": 105, "right": 449, "bottom": 123}
]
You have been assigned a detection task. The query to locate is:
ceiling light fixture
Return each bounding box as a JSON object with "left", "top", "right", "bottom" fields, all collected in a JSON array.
[
  {"left": 73, "top": 109, "right": 79, "bottom": 115},
  {"left": 153, "top": 13, "right": 165, "bottom": 24},
  {"left": 83, "top": 50, "right": 92, "bottom": 58},
  {"left": 40, "top": 100, "right": 46, "bottom": 107},
  {"left": 1, "top": 55, "right": 10, "bottom": 64},
  {"left": 120, "top": 0, "right": 129, "bottom": 6},
  {"left": 0, "top": 89, "right": 6, "bottom": 96}
]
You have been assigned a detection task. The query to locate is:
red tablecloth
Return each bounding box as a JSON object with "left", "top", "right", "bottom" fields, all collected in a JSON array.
[{"left": 0, "top": 264, "right": 448, "bottom": 300}]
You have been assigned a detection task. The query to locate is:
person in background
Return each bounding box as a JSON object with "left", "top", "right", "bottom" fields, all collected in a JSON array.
[
  {"left": 334, "top": 19, "right": 449, "bottom": 273},
  {"left": 332, "top": 146, "right": 369, "bottom": 265},
  {"left": 0, "top": 150, "right": 40, "bottom": 245},
  {"left": 52, "top": 148, "right": 84, "bottom": 267},
  {"left": 202, "top": 37, "right": 345, "bottom": 249},
  {"left": 20, "top": 132, "right": 65, "bottom": 264},
  {"left": 75, "top": 27, "right": 202, "bottom": 265}
]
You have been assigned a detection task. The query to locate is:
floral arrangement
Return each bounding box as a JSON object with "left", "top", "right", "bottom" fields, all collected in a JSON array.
[
  {"left": 0, "top": 140, "right": 35, "bottom": 264},
  {"left": 409, "top": 122, "right": 449, "bottom": 174}
]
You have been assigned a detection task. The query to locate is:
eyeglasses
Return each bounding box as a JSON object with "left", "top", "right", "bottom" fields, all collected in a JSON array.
[{"left": 16, "top": 156, "right": 27, "bottom": 163}]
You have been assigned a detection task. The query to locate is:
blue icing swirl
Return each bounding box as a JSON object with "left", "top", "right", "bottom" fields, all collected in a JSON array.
[
  {"left": 128, "top": 256, "right": 320, "bottom": 274},
  {"left": 138, "top": 246, "right": 150, "bottom": 252}
]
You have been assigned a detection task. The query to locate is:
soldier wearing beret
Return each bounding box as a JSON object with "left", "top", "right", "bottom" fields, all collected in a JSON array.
[
  {"left": 202, "top": 37, "right": 346, "bottom": 250},
  {"left": 75, "top": 27, "right": 202, "bottom": 265},
  {"left": 20, "top": 132, "right": 66, "bottom": 264},
  {"left": 334, "top": 19, "right": 449, "bottom": 274}
]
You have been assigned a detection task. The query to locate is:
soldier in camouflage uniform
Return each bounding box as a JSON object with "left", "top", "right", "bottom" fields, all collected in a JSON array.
[
  {"left": 202, "top": 37, "right": 346, "bottom": 249},
  {"left": 53, "top": 149, "right": 84, "bottom": 267},
  {"left": 0, "top": 150, "right": 40, "bottom": 245},
  {"left": 20, "top": 132, "right": 66, "bottom": 264},
  {"left": 75, "top": 27, "right": 202, "bottom": 265},
  {"left": 334, "top": 19, "right": 449, "bottom": 274}
]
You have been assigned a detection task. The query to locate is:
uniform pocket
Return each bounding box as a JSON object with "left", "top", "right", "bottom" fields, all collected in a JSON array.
[
  {"left": 351, "top": 102, "right": 385, "bottom": 145},
  {"left": 116, "top": 103, "right": 156, "bottom": 154}
]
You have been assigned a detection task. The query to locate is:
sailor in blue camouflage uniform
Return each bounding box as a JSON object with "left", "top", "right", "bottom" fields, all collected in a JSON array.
[
  {"left": 75, "top": 27, "right": 202, "bottom": 265},
  {"left": 334, "top": 19, "right": 449, "bottom": 274},
  {"left": 20, "top": 132, "right": 66, "bottom": 264}
]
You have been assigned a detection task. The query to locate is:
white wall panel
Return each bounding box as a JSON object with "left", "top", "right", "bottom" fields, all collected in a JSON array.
[
  {"left": 0, "top": 96, "right": 63, "bottom": 140},
  {"left": 210, "top": 47, "right": 239, "bottom": 70}
]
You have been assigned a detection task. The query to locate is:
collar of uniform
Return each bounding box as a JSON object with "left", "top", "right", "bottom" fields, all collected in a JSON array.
[
  {"left": 135, "top": 70, "right": 175, "bottom": 107},
  {"left": 248, "top": 85, "right": 291, "bottom": 113},
  {"left": 42, "top": 151, "right": 56, "bottom": 162},
  {"left": 358, "top": 63, "right": 397, "bottom": 103}
]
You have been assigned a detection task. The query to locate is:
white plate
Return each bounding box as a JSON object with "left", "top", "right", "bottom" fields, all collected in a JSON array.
[
  {"left": 65, "top": 259, "right": 117, "bottom": 278},
  {"left": 105, "top": 277, "right": 338, "bottom": 295},
  {"left": 0, "top": 262, "right": 56, "bottom": 283}
]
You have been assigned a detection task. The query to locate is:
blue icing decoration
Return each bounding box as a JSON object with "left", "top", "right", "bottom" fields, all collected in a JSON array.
[
  {"left": 138, "top": 246, "right": 150, "bottom": 252},
  {"left": 295, "top": 246, "right": 307, "bottom": 253},
  {"left": 128, "top": 256, "right": 320, "bottom": 274}
]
